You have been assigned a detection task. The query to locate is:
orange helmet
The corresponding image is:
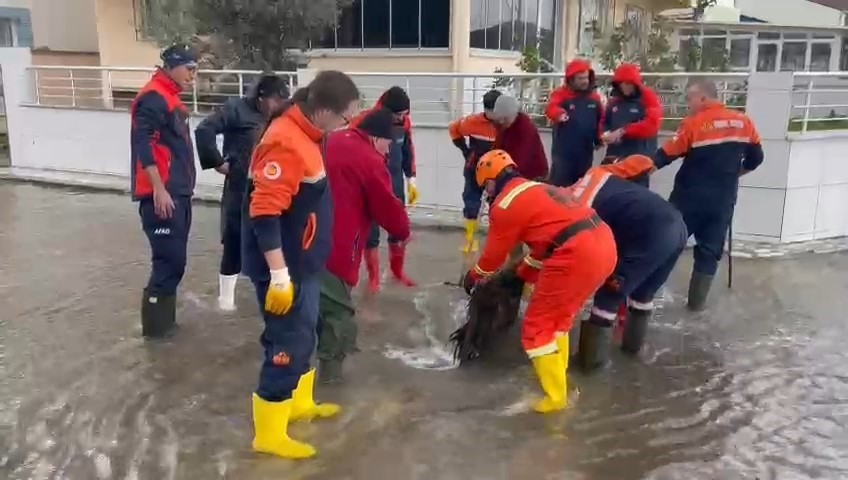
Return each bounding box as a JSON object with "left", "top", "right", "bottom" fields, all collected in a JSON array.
[{"left": 476, "top": 149, "right": 516, "bottom": 187}]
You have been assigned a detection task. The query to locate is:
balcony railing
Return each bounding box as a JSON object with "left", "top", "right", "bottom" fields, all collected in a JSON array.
[{"left": 20, "top": 66, "right": 848, "bottom": 133}]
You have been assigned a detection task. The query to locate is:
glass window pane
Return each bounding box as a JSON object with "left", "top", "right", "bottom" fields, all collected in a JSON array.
[
  {"left": 312, "top": 27, "right": 336, "bottom": 49},
  {"left": 813, "top": 34, "right": 835, "bottom": 39},
  {"left": 783, "top": 32, "right": 807, "bottom": 40},
  {"left": 421, "top": 0, "right": 449, "bottom": 48},
  {"left": 756, "top": 43, "right": 778, "bottom": 71},
  {"left": 841, "top": 37, "right": 848, "bottom": 71},
  {"left": 703, "top": 29, "right": 726, "bottom": 36},
  {"left": 758, "top": 32, "right": 780, "bottom": 40},
  {"left": 539, "top": 0, "right": 556, "bottom": 62},
  {"left": 336, "top": 0, "right": 362, "bottom": 48},
  {"left": 391, "top": 0, "right": 419, "bottom": 47},
  {"left": 485, "top": 0, "right": 500, "bottom": 50},
  {"left": 0, "top": 19, "right": 12, "bottom": 47},
  {"left": 730, "top": 30, "right": 752, "bottom": 36},
  {"left": 363, "top": 0, "right": 389, "bottom": 47},
  {"left": 702, "top": 37, "right": 728, "bottom": 70},
  {"left": 680, "top": 28, "right": 699, "bottom": 36},
  {"left": 470, "top": 0, "right": 486, "bottom": 49},
  {"left": 810, "top": 43, "right": 831, "bottom": 71},
  {"left": 500, "top": 0, "right": 515, "bottom": 51},
  {"left": 780, "top": 41, "right": 807, "bottom": 71},
  {"left": 522, "top": 0, "right": 540, "bottom": 53},
  {"left": 730, "top": 38, "right": 750, "bottom": 68}
]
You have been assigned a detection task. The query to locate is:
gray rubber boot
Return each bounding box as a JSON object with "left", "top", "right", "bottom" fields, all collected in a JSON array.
[
  {"left": 621, "top": 308, "right": 652, "bottom": 355},
  {"left": 577, "top": 314, "right": 613, "bottom": 373},
  {"left": 141, "top": 289, "right": 178, "bottom": 339},
  {"left": 318, "top": 358, "right": 344, "bottom": 384},
  {"left": 687, "top": 271, "right": 714, "bottom": 312}
]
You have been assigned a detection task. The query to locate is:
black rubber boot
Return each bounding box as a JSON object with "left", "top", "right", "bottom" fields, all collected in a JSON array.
[
  {"left": 318, "top": 358, "right": 344, "bottom": 384},
  {"left": 621, "top": 308, "right": 652, "bottom": 355},
  {"left": 687, "top": 271, "right": 714, "bottom": 312},
  {"left": 577, "top": 314, "right": 613, "bottom": 373},
  {"left": 141, "top": 289, "right": 178, "bottom": 339},
  {"left": 568, "top": 320, "right": 581, "bottom": 367}
]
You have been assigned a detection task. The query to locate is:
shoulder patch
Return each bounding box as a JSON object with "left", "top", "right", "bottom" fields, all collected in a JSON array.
[{"left": 263, "top": 161, "right": 282, "bottom": 180}]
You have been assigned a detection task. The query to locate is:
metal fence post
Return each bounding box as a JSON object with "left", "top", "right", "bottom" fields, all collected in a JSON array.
[
  {"left": 70, "top": 70, "right": 76, "bottom": 107},
  {"left": 801, "top": 77, "right": 813, "bottom": 134},
  {"left": 34, "top": 69, "right": 40, "bottom": 105}
]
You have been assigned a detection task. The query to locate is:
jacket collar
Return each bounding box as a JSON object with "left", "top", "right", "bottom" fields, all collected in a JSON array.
[
  {"left": 152, "top": 68, "right": 183, "bottom": 95},
  {"left": 286, "top": 104, "right": 325, "bottom": 143}
]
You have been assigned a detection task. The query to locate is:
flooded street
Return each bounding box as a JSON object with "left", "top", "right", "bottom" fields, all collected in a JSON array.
[{"left": 2, "top": 182, "right": 848, "bottom": 480}]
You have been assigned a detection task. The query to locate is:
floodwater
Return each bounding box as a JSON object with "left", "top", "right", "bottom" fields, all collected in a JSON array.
[{"left": 1, "top": 182, "right": 848, "bottom": 480}]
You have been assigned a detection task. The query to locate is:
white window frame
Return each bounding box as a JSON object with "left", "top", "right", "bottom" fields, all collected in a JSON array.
[
  {"left": 309, "top": 0, "right": 451, "bottom": 53},
  {"left": 680, "top": 27, "right": 842, "bottom": 73},
  {"left": 0, "top": 17, "right": 18, "bottom": 48},
  {"left": 469, "top": 0, "right": 560, "bottom": 63}
]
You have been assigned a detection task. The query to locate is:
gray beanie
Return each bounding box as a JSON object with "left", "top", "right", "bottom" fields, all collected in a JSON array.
[{"left": 492, "top": 94, "right": 520, "bottom": 121}]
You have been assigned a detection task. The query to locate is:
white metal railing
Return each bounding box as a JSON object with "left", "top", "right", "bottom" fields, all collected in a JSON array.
[
  {"left": 790, "top": 72, "right": 848, "bottom": 134},
  {"left": 21, "top": 65, "right": 848, "bottom": 133}
]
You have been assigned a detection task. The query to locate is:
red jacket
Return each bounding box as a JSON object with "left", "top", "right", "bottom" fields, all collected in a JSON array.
[
  {"left": 324, "top": 128, "right": 411, "bottom": 286},
  {"left": 495, "top": 113, "right": 549, "bottom": 180}
]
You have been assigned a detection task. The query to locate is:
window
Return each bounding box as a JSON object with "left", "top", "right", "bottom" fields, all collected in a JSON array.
[
  {"left": 757, "top": 44, "right": 778, "bottom": 71},
  {"left": 729, "top": 38, "right": 751, "bottom": 68},
  {"left": 314, "top": 0, "right": 449, "bottom": 50},
  {"left": 702, "top": 37, "right": 727, "bottom": 70},
  {"left": 364, "top": 0, "right": 390, "bottom": 48},
  {"left": 780, "top": 42, "right": 807, "bottom": 71},
  {"left": 0, "top": 18, "right": 14, "bottom": 47},
  {"left": 810, "top": 43, "right": 832, "bottom": 71},
  {"left": 841, "top": 37, "right": 848, "bottom": 71},
  {"left": 470, "top": 0, "right": 558, "bottom": 62}
]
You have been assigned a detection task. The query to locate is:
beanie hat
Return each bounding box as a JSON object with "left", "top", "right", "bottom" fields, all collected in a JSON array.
[
  {"left": 380, "top": 86, "right": 411, "bottom": 113},
  {"left": 358, "top": 108, "right": 395, "bottom": 139},
  {"left": 251, "top": 74, "right": 290, "bottom": 100},
  {"left": 492, "top": 95, "right": 520, "bottom": 121},
  {"left": 161, "top": 44, "right": 198, "bottom": 69},
  {"left": 483, "top": 90, "right": 502, "bottom": 111}
]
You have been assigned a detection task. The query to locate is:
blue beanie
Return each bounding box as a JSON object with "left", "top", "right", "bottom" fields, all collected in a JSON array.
[{"left": 161, "top": 44, "right": 198, "bottom": 69}]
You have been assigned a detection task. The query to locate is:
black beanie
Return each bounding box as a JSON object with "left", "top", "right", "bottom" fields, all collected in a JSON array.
[
  {"left": 358, "top": 108, "right": 395, "bottom": 139},
  {"left": 381, "top": 86, "right": 410, "bottom": 113}
]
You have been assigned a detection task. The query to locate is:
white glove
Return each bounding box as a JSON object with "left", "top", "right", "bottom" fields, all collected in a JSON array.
[{"left": 270, "top": 267, "right": 291, "bottom": 287}]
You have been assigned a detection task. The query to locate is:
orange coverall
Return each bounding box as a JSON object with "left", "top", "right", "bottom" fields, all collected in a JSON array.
[{"left": 470, "top": 177, "right": 618, "bottom": 357}]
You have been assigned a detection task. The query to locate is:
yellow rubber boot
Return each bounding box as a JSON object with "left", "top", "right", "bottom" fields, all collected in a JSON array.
[
  {"left": 290, "top": 369, "right": 341, "bottom": 422},
  {"left": 531, "top": 352, "right": 567, "bottom": 414},
  {"left": 556, "top": 333, "right": 570, "bottom": 372},
  {"left": 251, "top": 393, "right": 316, "bottom": 459},
  {"left": 461, "top": 219, "right": 479, "bottom": 254}
]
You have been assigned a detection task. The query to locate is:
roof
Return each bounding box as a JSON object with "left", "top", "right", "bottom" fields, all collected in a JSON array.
[{"left": 803, "top": 0, "right": 848, "bottom": 10}]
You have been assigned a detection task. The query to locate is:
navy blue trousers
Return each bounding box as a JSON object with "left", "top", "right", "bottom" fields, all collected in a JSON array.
[
  {"left": 594, "top": 219, "right": 688, "bottom": 313},
  {"left": 672, "top": 199, "right": 734, "bottom": 276},
  {"left": 219, "top": 188, "right": 242, "bottom": 276},
  {"left": 252, "top": 275, "right": 320, "bottom": 402},
  {"left": 367, "top": 169, "right": 406, "bottom": 248},
  {"left": 550, "top": 152, "right": 594, "bottom": 188},
  {"left": 138, "top": 196, "right": 192, "bottom": 296},
  {"left": 461, "top": 167, "right": 484, "bottom": 220}
]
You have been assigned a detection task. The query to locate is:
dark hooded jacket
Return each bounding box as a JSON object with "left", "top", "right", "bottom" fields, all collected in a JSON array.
[
  {"left": 545, "top": 59, "right": 605, "bottom": 186},
  {"left": 604, "top": 63, "right": 662, "bottom": 161}
]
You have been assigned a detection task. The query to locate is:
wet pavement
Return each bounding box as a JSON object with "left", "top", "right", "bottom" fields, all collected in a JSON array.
[{"left": 2, "top": 182, "right": 848, "bottom": 480}]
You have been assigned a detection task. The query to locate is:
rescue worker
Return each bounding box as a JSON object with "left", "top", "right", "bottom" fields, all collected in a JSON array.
[
  {"left": 130, "top": 44, "right": 197, "bottom": 339},
  {"left": 195, "top": 75, "right": 291, "bottom": 311},
  {"left": 242, "top": 70, "right": 360, "bottom": 459},
  {"left": 602, "top": 63, "right": 662, "bottom": 186},
  {"left": 653, "top": 79, "right": 764, "bottom": 311},
  {"left": 565, "top": 155, "right": 688, "bottom": 370},
  {"left": 351, "top": 86, "right": 419, "bottom": 292},
  {"left": 462, "top": 150, "right": 617, "bottom": 414},
  {"left": 448, "top": 89, "right": 502, "bottom": 253},
  {"left": 491, "top": 95, "right": 549, "bottom": 181},
  {"left": 546, "top": 59, "right": 605, "bottom": 187},
  {"left": 319, "top": 108, "right": 412, "bottom": 383}
]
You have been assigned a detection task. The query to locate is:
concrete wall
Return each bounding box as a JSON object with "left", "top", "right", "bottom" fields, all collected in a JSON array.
[
  {"left": 93, "top": 0, "right": 159, "bottom": 69},
  {"left": 31, "top": 0, "right": 98, "bottom": 52}
]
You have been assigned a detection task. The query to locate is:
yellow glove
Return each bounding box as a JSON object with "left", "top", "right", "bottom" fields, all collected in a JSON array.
[
  {"left": 407, "top": 177, "right": 419, "bottom": 206},
  {"left": 265, "top": 268, "right": 295, "bottom": 315}
]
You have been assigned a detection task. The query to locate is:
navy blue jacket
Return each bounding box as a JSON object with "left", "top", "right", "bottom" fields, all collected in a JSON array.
[
  {"left": 195, "top": 97, "right": 266, "bottom": 194},
  {"left": 130, "top": 70, "right": 196, "bottom": 200}
]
